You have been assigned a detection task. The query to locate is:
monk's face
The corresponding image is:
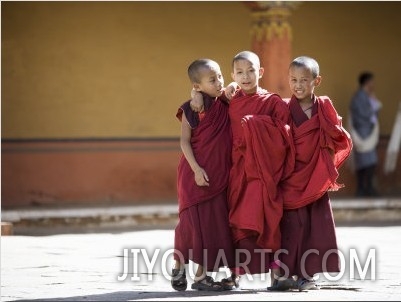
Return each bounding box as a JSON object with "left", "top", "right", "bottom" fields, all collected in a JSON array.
[
  {"left": 194, "top": 67, "right": 224, "bottom": 97},
  {"left": 288, "top": 66, "right": 321, "bottom": 102},
  {"left": 232, "top": 59, "right": 264, "bottom": 94}
]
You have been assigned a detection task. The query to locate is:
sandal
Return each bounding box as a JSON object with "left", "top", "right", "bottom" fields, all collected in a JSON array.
[
  {"left": 221, "top": 273, "right": 240, "bottom": 290},
  {"left": 267, "top": 278, "right": 296, "bottom": 291},
  {"left": 191, "top": 275, "right": 223, "bottom": 291},
  {"left": 297, "top": 278, "right": 319, "bottom": 291},
  {"left": 171, "top": 268, "right": 187, "bottom": 291}
]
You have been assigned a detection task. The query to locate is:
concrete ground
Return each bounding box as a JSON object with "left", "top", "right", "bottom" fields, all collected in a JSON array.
[{"left": 2, "top": 224, "right": 401, "bottom": 301}]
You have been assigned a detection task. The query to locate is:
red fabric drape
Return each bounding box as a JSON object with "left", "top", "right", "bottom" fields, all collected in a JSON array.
[
  {"left": 281, "top": 96, "right": 353, "bottom": 210},
  {"left": 228, "top": 89, "right": 294, "bottom": 252},
  {"left": 176, "top": 98, "right": 232, "bottom": 214}
]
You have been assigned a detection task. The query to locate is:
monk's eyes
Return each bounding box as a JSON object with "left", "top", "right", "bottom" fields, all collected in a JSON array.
[{"left": 291, "top": 79, "right": 308, "bottom": 83}]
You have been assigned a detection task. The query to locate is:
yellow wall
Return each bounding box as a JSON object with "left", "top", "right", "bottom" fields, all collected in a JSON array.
[
  {"left": 1, "top": 1, "right": 251, "bottom": 139},
  {"left": 2, "top": 1, "right": 401, "bottom": 139}
]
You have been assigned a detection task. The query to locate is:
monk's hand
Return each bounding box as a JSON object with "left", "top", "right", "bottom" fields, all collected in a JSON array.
[
  {"left": 190, "top": 90, "right": 204, "bottom": 112},
  {"left": 194, "top": 167, "right": 209, "bottom": 186},
  {"left": 225, "top": 82, "right": 239, "bottom": 100}
]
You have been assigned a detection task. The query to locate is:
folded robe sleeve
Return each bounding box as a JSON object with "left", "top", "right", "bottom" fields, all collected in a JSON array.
[{"left": 281, "top": 96, "right": 353, "bottom": 210}]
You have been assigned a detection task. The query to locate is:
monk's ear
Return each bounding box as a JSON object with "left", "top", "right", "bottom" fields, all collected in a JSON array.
[
  {"left": 314, "top": 76, "right": 322, "bottom": 87},
  {"left": 231, "top": 72, "right": 235, "bottom": 81},
  {"left": 259, "top": 67, "right": 265, "bottom": 78},
  {"left": 193, "top": 83, "right": 202, "bottom": 92}
]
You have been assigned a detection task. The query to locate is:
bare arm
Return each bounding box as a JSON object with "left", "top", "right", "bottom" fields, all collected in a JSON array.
[
  {"left": 180, "top": 114, "right": 209, "bottom": 186},
  {"left": 189, "top": 83, "right": 239, "bottom": 112},
  {"left": 190, "top": 90, "right": 204, "bottom": 112},
  {"left": 224, "top": 82, "right": 239, "bottom": 100}
]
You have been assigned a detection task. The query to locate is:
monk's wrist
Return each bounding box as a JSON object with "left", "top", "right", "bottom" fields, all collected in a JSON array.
[{"left": 193, "top": 167, "right": 203, "bottom": 174}]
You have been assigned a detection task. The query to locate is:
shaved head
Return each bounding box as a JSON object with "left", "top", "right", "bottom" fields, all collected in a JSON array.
[
  {"left": 232, "top": 51, "right": 260, "bottom": 68},
  {"left": 188, "top": 59, "right": 220, "bottom": 83},
  {"left": 289, "top": 56, "right": 320, "bottom": 79}
]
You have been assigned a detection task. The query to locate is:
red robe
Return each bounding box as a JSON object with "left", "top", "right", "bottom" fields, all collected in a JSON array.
[
  {"left": 176, "top": 94, "right": 232, "bottom": 213},
  {"left": 228, "top": 88, "right": 294, "bottom": 253},
  {"left": 281, "top": 95, "right": 352, "bottom": 209},
  {"left": 280, "top": 95, "right": 351, "bottom": 277},
  {"left": 174, "top": 93, "right": 235, "bottom": 270}
]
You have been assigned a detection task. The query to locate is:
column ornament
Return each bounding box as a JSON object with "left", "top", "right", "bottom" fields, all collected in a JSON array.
[{"left": 248, "top": 1, "right": 299, "bottom": 42}]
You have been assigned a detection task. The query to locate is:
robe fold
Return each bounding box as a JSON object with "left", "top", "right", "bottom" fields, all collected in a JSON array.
[
  {"left": 280, "top": 94, "right": 352, "bottom": 278},
  {"left": 281, "top": 95, "right": 352, "bottom": 210},
  {"left": 174, "top": 93, "right": 235, "bottom": 270},
  {"left": 280, "top": 192, "right": 340, "bottom": 278},
  {"left": 228, "top": 88, "right": 293, "bottom": 255},
  {"left": 176, "top": 94, "right": 232, "bottom": 213}
]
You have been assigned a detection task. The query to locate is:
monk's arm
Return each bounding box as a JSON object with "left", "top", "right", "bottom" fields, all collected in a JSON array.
[
  {"left": 322, "top": 99, "right": 349, "bottom": 160},
  {"left": 223, "top": 82, "right": 239, "bottom": 101},
  {"left": 189, "top": 90, "right": 204, "bottom": 112},
  {"left": 180, "top": 114, "right": 209, "bottom": 186}
]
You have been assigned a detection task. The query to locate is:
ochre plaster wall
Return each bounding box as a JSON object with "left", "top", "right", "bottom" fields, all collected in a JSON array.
[
  {"left": 2, "top": 2, "right": 400, "bottom": 207},
  {"left": 3, "top": 2, "right": 400, "bottom": 139}
]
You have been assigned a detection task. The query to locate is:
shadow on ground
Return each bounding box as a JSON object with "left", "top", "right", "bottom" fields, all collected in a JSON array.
[
  {"left": 9, "top": 285, "right": 362, "bottom": 301},
  {"left": 12, "top": 289, "right": 261, "bottom": 301}
]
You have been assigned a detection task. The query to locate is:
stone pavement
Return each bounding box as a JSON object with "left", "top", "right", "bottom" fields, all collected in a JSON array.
[{"left": 2, "top": 224, "right": 401, "bottom": 301}]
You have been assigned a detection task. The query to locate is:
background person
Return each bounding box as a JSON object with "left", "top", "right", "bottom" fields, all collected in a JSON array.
[{"left": 349, "top": 72, "right": 382, "bottom": 197}]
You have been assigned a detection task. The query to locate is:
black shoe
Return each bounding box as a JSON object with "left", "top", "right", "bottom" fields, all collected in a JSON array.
[
  {"left": 221, "top": 273, "right": 240, "bottom": 290},
  {"left": 191, "top": 276, "right": 223, "bottom": 291},
  {"left": 171, "top": 268, "right": 187, "bottom": 291}
]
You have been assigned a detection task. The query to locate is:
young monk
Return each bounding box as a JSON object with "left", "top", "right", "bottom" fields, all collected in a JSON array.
[
  {"left": 172, "top": 58, "right": 235, "bottom": 292},
  {"left": 227, "top": 51, "right": 295, "bottom": 289},
  {"left": 276, "top": 56, "right": 352, "bottom": 291}
]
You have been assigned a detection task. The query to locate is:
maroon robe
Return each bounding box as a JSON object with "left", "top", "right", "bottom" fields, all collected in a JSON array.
[
  {"left": 280, "top": 95, "right": 352, "bottom": 278},
  {"left": 281, "top": 95, "right": 352, "bottom": 209},
  {"left": 280, "top": 192, "right": 340, "bottom": 278},
  {"left": 174, "top": 93, "right": 235, "bottom": 270},
  {"left": 176, "top": 93, "right": 232, "bottom": 213},
  {"left": 228, "top": 88, "right": 294, "bottom": 274}
]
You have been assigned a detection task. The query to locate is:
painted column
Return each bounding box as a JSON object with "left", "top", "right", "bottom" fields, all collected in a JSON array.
[{"left": 246, "top": 2, "right": 299, "bottom": 98}]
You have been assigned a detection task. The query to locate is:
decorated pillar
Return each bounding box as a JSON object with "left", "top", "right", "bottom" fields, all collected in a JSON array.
[{"left": 245, "top": 1, "right": 299, "bottom": 98}]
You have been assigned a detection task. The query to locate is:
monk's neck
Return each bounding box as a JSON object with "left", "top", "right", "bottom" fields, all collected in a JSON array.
[
  {"left": 297, "top": 95, "right": 314, "bottom": 119},
  {"left": 298, "top": 95, "right": 314, "bottom": 107},
  {"left": 242, "top": 86, "right": 258, "bottom": 95}
]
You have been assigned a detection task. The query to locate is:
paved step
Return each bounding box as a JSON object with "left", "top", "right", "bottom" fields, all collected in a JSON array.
[{"left": 2, "top": 198, "right": 401, "bottom": 235}]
